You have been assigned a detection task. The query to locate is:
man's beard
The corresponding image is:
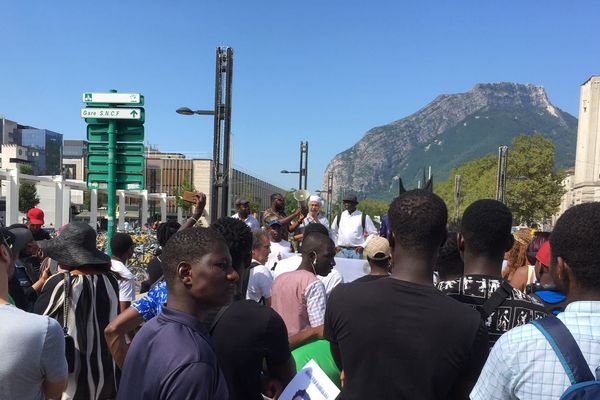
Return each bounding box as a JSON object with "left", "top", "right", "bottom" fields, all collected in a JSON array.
[{"left": 275, "top": 203, "right": 285, "bottom": 213}]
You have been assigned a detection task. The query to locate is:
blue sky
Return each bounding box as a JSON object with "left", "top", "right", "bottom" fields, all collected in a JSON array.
[{"left": 1, "top": 1, "right": 598, "bottom": 192}]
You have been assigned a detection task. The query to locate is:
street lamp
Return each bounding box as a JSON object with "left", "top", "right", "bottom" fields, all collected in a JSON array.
[
  {"left": 280, "top": 141, "right": 308, "bottom": 190},
  {"left": 176, "top": 47, "right": 233, "bottom": 222},
  {"left": 176, "top": 107, "right": 215, "bottom": 116}
]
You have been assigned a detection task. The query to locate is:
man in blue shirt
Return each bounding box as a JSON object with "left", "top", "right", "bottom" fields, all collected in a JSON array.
[{"left": 117, "top": 227, "right": 234, "bottom": 399}]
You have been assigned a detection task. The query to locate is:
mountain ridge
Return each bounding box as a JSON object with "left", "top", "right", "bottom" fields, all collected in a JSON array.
[{"left": 323, "top": 82, "right": 577, "bottom": 200}]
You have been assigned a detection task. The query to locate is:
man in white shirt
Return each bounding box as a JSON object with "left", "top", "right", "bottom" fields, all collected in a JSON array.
[
  {"left": 330, "top": 194, "right": 377, "bottom": 259},
  {"left": 245, "top": 230, "right": 274, "bottom": 306},
  {"left": 471, "top": 202, "right": 600, "bottom": 400},
  {"left": 232, "top": 198, "right": 260, "bottom": 231},
  {"left": 110, "top": 232, "right": 137, "bottom": 312},
  {"left": 266, "top": 220, "right": 293, "bottom": 270}
]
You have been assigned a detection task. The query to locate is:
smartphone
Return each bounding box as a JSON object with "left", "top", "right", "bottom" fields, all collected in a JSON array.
[{"left": 182, "top": 191, "right": 198, "bottom": 203}]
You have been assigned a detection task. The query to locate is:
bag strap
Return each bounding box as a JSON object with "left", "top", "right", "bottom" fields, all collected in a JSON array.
[
  {"left": 361, "top": 212, "right": 366, "bottom": 232},
  {"left": 241, "top": 261, "right": 261, "bottom": 299},
  {"left": 209, "top": 304, "right": 231, "bottom": 335},
  {"left": 62, "top": 272, "right": 71, "bottom": 336},
  {"left": 479, "top": 280, "right": 513, "bottom": 319},
  {"left": 530, "top": 316, "right": 595, "bottom": 384}
]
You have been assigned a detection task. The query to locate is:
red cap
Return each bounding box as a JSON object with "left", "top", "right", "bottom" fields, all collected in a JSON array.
[
  {"left": 27, "top": 208, "right": 45, "bottom": 225},
  {"left": 536, "top": 241, "right": 551, "bottom": 268}
]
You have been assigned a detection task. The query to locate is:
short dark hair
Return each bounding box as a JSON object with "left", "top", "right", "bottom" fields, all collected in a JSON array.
[
  {"left": 436, "top": 233, "right": 464, "bottom": 281},
  {"left": 303, "top": 223, "right": 329, "bottom": 238},
  {"left": 110, "top": 232, "right": 134, "bottom": 257},
  {"left": 211, "top": 217, "right": 253, "bottom": 270},
  {"left": 387, "top": 190, "right": 447, "bottom": 253},
  {"left": 156, "top": 221, "right": 181, "bottom": 247},
  {"left": 161, "top": 227, "right": 225, "bottom": 286},
  {"left": 301, "top": 232, "right": 333, "bottom": 255},
  {"left": 270, "top": 193, "right": 283, "bottom": 203},
  {"left": 550, "top": 203, "right": 600, "bottom": 291},
  {"left": 461, "top": 199, "right": 512, "bottom": 258},
  {"left": 252, "top": 230, "right": 269, "bottom": 249}
]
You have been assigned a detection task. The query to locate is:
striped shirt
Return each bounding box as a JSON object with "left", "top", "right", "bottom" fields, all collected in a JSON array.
[
  {"left": 471, "top": 301, "right": 600, "bottom": 399},
  {"left": 34, "top": 272, "right": 120, "bottom": 400}
]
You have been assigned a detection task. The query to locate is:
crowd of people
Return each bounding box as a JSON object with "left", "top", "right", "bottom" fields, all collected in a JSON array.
[{"left": 1, "top": 188, "right": 599, "bottom": 399}]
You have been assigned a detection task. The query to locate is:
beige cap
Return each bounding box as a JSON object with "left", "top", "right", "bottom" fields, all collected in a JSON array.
[{"left": 365, "top": 236, "right": 391, "bottom": 260}]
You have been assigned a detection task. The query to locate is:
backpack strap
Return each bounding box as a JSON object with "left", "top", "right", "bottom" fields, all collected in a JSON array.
[
  {"left": 478, "top": 280, "right": 513, "bottom": 319},
  {"left": 241, "top": 261, "right": 261, "bottom": 299},
  {"left": 335, "top": 214, "right": 341, "bottom": 230},
  {"left": 530, "top": 316, "right": 595, "bottom": 384},
  {"left": 361, "top": 212, "right": 366, "bottom": 232},
  {"left": 209, "top": 304, "right": 231, "bottom": 335}
]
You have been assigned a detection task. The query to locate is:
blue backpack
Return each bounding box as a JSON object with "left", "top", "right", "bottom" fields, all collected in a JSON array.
[{"left": 531, "top": 317, "right": 600, "bottom": 399}]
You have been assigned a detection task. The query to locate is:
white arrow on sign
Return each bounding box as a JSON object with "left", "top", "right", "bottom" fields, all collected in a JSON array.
[
  {"left": 81, "top": 108, "right": 142, "bottom": 120},
  {"left": 82, "top": 92, "right": 141, "bottom": 104}
]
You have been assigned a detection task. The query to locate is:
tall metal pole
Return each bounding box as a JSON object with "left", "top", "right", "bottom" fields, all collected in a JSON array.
[
  {"left": 221, "top": 47, "right": 233, "bottom": 217},
  {"left": 298, "top": 142, "right": 303, "bottom": 190},
  {"left": 495, "top": 145, "right": 509, "bottom": 203},
  {"left": 106, "top": 89, "right": 118, "bottom": 255},
  {"left": 326, "top": 171, "right": 333, "bottom": 221},
  {"left": 211, "top": 48, "right": 223, "bottom": 223},
  {"left": 303, "top": 141, "right": 308, "bottom": 190},
  {"left": 453, "top": 174, "right": 461, "bottom": 222}
]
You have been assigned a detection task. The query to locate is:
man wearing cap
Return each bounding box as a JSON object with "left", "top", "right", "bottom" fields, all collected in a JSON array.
[
  {"left": 531, "top": 241, "right": 568, "bottom": 315},
  {"left": 232, "top": 198, "right": 260, "bottom": 231},
  {"left": 297, "top": 195, "right": 332, "bottom": 242},
  {"left": 0, "top": 227, "right": 68, "bottom": 400},
  {"left": 266, "top": 220, "right": 293, "bottom": 270},
  {"left": 353, "top": 236, "right": 391, "bottom": 283},
  {"left": 330, "top": 194, "right": 377, "bottom": 259},
  {"left": 26, "top": 208, "right": 51, "bottom": 241}
]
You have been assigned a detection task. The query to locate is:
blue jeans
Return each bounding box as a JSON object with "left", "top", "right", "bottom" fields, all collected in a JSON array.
[{"left": 336, "top": 247, "right": 363, "bottom": 259}]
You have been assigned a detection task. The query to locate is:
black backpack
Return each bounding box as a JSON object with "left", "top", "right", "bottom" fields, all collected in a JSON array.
[{"left": 530, "top": 316, "right": 600, "bottom": 399}]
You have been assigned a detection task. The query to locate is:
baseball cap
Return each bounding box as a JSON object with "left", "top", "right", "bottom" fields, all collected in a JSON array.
[
  {"left": 235, "top": 198, "right": 249, "bottom": 206},
  {"left": 365, "top": 237, "right": 391, "bottom": 260},
  {"left": 536, "top": 241, "right": 551, "bottom": 268},
  {"left": 268, "top": 220, "right": 282, "bottom": 227},
  {"left": 27, "top": 208, "right": 45, "bottom": 225}
]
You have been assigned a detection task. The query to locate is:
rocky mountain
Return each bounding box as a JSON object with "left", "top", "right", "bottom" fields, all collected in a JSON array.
[{"left": 323, "top": 83, "right": 578, "bottom": 200}]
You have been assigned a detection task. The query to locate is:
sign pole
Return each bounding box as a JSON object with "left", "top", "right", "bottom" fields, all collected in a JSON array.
[{"left": 107, "top": 116, "right": 117, "bottom": 255}]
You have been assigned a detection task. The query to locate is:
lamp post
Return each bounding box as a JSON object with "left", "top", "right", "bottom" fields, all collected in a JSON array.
[
  {"left": 280, "top": 141, "right": 309, "bottom": 190},
  {"left": 176, "top": 46, "right": 233, "bottom": 222}
]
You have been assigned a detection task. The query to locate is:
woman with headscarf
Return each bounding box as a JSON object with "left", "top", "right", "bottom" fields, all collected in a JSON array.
[{"left": 34, "top": 222, "right": 119, "bottom": 400}]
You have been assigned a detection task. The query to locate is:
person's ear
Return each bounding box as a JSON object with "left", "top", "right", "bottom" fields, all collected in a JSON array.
[
  {"left": 551, "top": 256, "right": 570, "bottom": 294},
  {"left": 0, "top": 245, "right": 10, "bottom": 264},
  {"left": 457, "top": 233, "right": 465, "bottom": 253},
  {"left": 177, "top": 262, "right": 192, "bottom": 286}
]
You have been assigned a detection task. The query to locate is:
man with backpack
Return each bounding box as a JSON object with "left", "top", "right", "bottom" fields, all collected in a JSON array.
[
  {"left": 330, "top": 194, "right": 377, "bottom": 259},
  {"left": 437, "top": 199, "right": 547, "bottom": 348},
  {"left": 472, "top": 202, "right": 600, "bottom": 399},
  {"left": 244, "top": 230, "right": 273, "bottom": 306}
]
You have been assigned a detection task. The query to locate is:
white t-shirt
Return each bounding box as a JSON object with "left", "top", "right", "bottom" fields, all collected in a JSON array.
[
  {"left": 266, "top": 240, "right": 293, "bottom": 270},
  {"left": 110, "top": 259, "right": 136, "bottom": 302},
  {"left": 246, "top": 260, "right": 273, "bottom": 302}
]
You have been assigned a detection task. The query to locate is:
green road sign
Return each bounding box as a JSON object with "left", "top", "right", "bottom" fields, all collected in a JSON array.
[
  {"left": 87, "top": 172, "right": 145, "bottom": 190},
  {"left": 81, "top": 107, "right": 144, "bottom": 123},
  {"left": 83, "top": 92, "right": 144, "bottom": 105},
  {"left": 88, "top": 154, "right": 144, "bottom": 173},
  {"left": 87, "top": 124, "right": 144, "bottom": 142},
  {"left": 87, "top": 142, "right": 144, "bottom": 155}
]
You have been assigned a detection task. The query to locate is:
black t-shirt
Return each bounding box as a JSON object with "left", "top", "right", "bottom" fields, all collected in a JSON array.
[
  {"left": 211, "top": 300, "right": 292, "bottom": 400},
  {"left": 32, "top": 228, "right": 51, "bottom": 241},
  {"left": 352, "top": 274, "right": 388, "bottom": 283},
  {"left": 437, "top": 275, "right": 547, "bottom": 347},
  {"left": 324, "top": 277, "right": 489, "bottom": 400}
]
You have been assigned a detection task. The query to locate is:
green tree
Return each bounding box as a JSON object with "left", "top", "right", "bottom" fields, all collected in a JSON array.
[
  {"left": 19, "top": 165, "right": 40, "bottom": 213},
  {"left": 435, "top": 134, "right": 565, "bottom": 226},
  {"left": 504, "top": 135, "right": 565, "bottom": 225}
]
